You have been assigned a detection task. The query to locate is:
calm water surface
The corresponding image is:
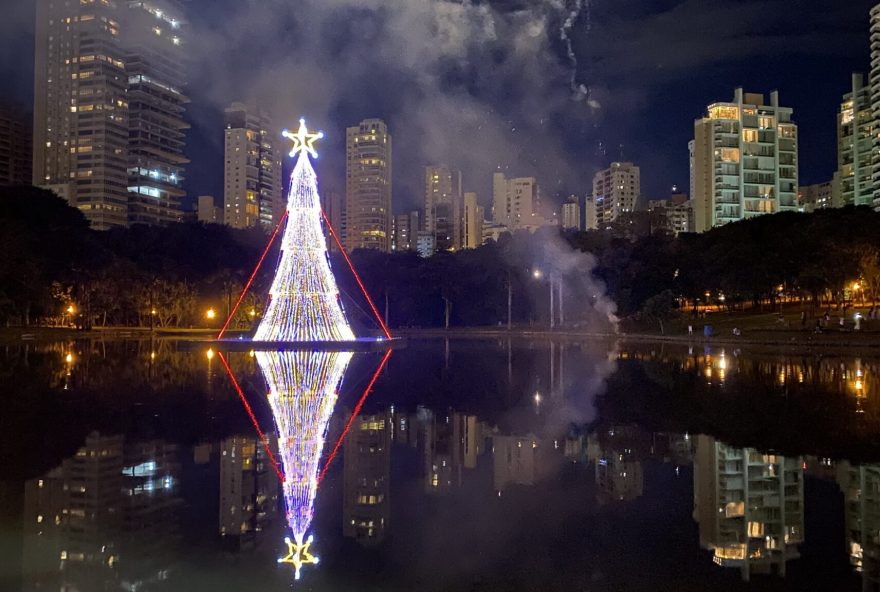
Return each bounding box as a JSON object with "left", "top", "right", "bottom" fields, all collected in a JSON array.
[{"left": 2, "top": 337, "right": 880, "bottom": 591}]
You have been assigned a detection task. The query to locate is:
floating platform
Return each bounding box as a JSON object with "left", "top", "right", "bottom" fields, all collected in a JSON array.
[{"left": 181, "top": 336, "right": 407, "bottom": 352}]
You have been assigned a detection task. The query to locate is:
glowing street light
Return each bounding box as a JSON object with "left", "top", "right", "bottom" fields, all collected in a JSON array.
[
  {"left": 532, "top": 268, "right": 543, "bottom": 280},
  {"left": 65, "top": 353, "right": 74, "bottom": 364},
  {"left": 206, "top": 348, "right": 214, "bottom": 361},
  {"left": 249, "top": 308, "right": 257, "bottom": 317},
  {"left": 206, "top": 308, "right": 216, "bottom": 320},
  {"left": 66, "top": 304, "right": 75, "bottom": 315}
]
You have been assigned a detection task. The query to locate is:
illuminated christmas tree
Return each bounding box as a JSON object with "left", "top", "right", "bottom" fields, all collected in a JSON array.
[
  {"left": 254, "top": 119, "right": 355, "bottom": 343},
  {"left": 256, "top": 349, "right": 353, "bottom": 579}
]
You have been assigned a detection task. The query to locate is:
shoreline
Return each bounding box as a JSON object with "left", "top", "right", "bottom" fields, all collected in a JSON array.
[{"left": 3, "top": 325, "right": 880, "bottom": 352}]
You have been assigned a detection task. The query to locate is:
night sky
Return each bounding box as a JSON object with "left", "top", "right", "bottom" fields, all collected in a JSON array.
[{"left": 1, "top": 0, "right": 876, "bottom": 212}]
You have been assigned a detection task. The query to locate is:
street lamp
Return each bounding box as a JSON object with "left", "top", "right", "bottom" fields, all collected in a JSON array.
[{"left": 206, "top": 308, "right": 216, "bottom": 320}]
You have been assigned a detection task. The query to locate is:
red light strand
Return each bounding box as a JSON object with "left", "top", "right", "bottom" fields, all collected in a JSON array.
[
  {"left": 217, "top": 209, "right": 289, "bottom": 340},
  {"left": 217, "top": 352, "right": 286, "bottom": 483},
  {"left": 317, "top": 348, "right": 392, "bottom": 484},
  {"left": 320, "top": 209, "right": 392, "bottom": 340}
]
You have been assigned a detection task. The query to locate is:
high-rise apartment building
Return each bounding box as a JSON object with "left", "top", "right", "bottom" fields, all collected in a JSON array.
[
  {"left": 492, "top": 171, "right": 538, "bottom": 230},
  {"left": 33, "top": 0, "right": 189, "bottom": 228},
  {"left": 0, "top": 104, "right": 32, "bottom": 185},
  {"left": 838, "top": 73, "right": 876, "bottom": 207},
  {"left": 561, "top": 194, "right": 581, "bottom": 230},
  {"left": 462, "top": 192, "right": 482, "bottom": 249},
  {"left": 125, "top": 2, "right": 188, "bottom": 226},
  {"left": 590, "top": 162, "right": 640, "bottom": 229},
  {"left": 584, "top": 195, "right": 598, "bottom": 230},
  {"left": 346, "top": 119, "right": 392, "bottom": 252},
  {"left": 222, "top": 102, "right": 281, "bottom": 229},
  {"left": 693, "top": 435, "right": 804, "bottom": 581},
  {"left": 870, "top": 3, "right": 880, "bottom": 209},
  {"left": 691, "top": 89, "right": 798, "bottom": 233},
  {"left": 425, "top": 165, "right": 462, "bottom": 252},
  {"left": 392, "top": 210, "right": 419, "bottom": 252}
]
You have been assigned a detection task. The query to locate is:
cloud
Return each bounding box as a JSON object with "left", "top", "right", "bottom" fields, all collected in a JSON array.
[{"left": 184, "top": 0, "right": 600, "bottom": 208}]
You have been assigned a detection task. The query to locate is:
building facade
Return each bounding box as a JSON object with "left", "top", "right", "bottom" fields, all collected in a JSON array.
[
  {"left": 425, "top": 165, "right": 462, "bottom": 252},
  {"left": 693, "top": 435, "right": 804, "bottom": 581},
  {"left": 124, "top": 2, "right": 189, "bottom": 226},
  {"left": 33, "top": 0, "right": 189, "bottom": 229},
  {"left": 0, "top": 104, "right": 32, "bottom": 185},
  {"left": 222, "top": 102, "right": 281, "bottom": 230},
  {"left": 392, "top": 210, "right": 419, "bottom": 252},
  {"left": 838, "top": 73, "right": 875, "bottom": 207},
  {"left": 462, "top": 191, "right": 483, "bottom": 249},
  {"left": 798, "top": 181, "right": 835, "bottom": 213},
  {"left": 691, "top": 89, "right": 798, "bottom": 233},
  {"left": 870, "top": 3, "right": 880, "bottom": 209},
  {"left": 492, "top": 172, "right": 538, "bottom": 230},
  {"left": 561, "top": 194, "right": 581, "bottom": 230},
  {"left": 590, "top": 162, "right": 640, "bottom": 230},
  {"left": 197, "top": 194, "right": 222, "bottom": 223},
  {"left": 343, "top": 412, "right": 391, "bottom": 546},
  {"left": 346, "top": 119, "right": 392, "bottom": 252}
]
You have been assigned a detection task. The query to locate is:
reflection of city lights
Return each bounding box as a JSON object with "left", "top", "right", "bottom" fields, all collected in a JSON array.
[
  {"left": 718, "top": 356, "right": 727, "bottom": 370},
  {"left": 855, "top": 380, "right": 864, "bottom": 390},
  {"left": 206, "top": 348, "right": 214, "bottom": 360},
  {"left": 150, "top": 351, "right": 156, "bottom": 360},
  {"left": 65, "top": 353, "right": 73, "bottom": 363},
  {"left": 534, "top": 392, "right": 542, "bottom": 403}
]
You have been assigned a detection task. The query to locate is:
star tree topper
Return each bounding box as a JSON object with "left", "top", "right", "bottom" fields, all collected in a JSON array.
[
  {"left": 278, "top": 534, "right": 320, "bottom": 580},
  {"left": 282, "top": 118, "right": 324, "bottom": 159}
]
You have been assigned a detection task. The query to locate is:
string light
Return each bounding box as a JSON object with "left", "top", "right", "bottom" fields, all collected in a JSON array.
[
  {"left": 256, "top": 350, "right": 353, "bottom": 576},
  {"left": 254, "top": 119, "right": 355, "bottom": 343}
]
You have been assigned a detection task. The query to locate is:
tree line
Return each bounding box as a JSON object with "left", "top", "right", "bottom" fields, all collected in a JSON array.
[{"left": 2, "top": 185, "right": 879, "bottom": 330}]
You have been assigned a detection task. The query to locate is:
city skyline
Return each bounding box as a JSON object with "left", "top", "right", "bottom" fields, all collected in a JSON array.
[{"left": 2, "top": 1, "right": 877, "bottom": 214}]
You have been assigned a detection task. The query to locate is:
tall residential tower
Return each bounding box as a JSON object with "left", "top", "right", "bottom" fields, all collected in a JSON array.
[
  {"left": 691, "top": 89, "right": 798, "bottom": 232},
  {"left": 33, "top": 0, "right": 189, "bottom": 228},
  {"left": 346, "top": 119, "right": 392, "bottom": 252},
  {"left": 590, "top": 162, "right": 640, "bottom": 230},
  {"left": 223, "top": 102, "right": 282, "bottom": 229}
]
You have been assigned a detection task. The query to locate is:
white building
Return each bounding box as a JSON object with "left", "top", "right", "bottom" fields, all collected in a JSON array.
[
  {"left": 462, "top": 192, "right": 483, "bottom": 249},
  {"left": 584, "top": 195, "right": 598, "bottom": 230},
  {"left": 492, "top": 171, "right": 538, "bottom": 230},
  {"left": 691, "top": 88, "right": 798, "bottom": 232},
  {"left": 838, "top": 73, "right": 875, "bottom": 207},
  {"left": 223, "top": 102, "right": 281, "bottom": 229},
  {"left": 561, "top": 194, "right": 581, "bottom": 230},
  {"left": 590, "top": 162, "right": 640, "bottom": 229}
]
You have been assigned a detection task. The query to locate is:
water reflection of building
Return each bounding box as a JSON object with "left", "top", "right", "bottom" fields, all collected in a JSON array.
[
  {"left": 343, "top": 411, "right": 391, "bottom": 546},
  {"left": 411, "top": 409, "right": 482, "bottom": 493},
  {"left": 837, "top": 462, "right": 880, "bottom": 589},
  {"left": 693, "top": 435, "right": 804, "bottom": 581},
  {"left": 219, "top": 436, "right": 278, "bottom": 548},
  {"left": 589, "top": 427, "right": 646, "bottom": 503},
  {"left": 20, "top": 432, "right": 182, "bottom": 590}
]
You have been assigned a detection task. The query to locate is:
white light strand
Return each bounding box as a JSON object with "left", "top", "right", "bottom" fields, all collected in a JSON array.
[
  {"left": 254, "top": 120, "right": 355, "bottom": 343},
  {"left": 256, "top": 350, "right": 353, "bottom": 575}
]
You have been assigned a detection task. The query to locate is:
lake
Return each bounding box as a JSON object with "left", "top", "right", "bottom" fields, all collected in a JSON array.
[{"left": 2, "top": 337, "right": 879, "bottom": 591}]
